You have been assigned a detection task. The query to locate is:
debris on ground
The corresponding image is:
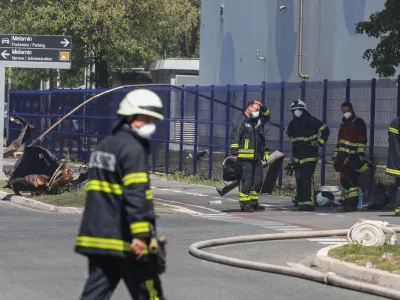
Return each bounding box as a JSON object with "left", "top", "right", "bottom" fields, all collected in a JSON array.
[
  {"left": 3, "top": 115, "right": 34, "bottom": 158},
  {"left": 3, "top": 115, "right": 88, "bottom": 195}
]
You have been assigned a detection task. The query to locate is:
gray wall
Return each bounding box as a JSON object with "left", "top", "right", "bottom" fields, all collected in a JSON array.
[{"left": 199, "top": 0, "right": 396, "bottom": 85}]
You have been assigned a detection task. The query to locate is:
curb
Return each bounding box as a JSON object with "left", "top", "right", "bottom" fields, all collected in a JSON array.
[
  {"left": 314, "top": 244, "right": 400, "bottom": 290},
  {"left": 0, "top": 191, "right": 84, "bottom": 214}
]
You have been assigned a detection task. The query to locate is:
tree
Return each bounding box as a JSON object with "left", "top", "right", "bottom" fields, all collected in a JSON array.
[
  {"left": 356, "top": 0, "right": 400, "bottom": 78},
  {"left": 0, "top": 0, "right": 200, "bottom": 89}
]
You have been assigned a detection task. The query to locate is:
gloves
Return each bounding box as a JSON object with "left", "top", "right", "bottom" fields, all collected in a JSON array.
[{"left": 285, "top": 158, "right": 295, "bottom": 176}]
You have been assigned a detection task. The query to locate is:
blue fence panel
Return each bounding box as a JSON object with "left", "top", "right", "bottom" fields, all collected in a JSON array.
[{"left": 7, "top": 78, "right": 400, "bottom": 193}]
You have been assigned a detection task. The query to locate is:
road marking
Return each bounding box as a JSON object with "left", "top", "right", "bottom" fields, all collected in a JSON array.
[
  {"left": 319, "top": 242, "right": 349, "bottom": 245},
  {"left": 307, "top": 238, "right": 348, "bottom": 242},
  {"left": 153, "top": 198, "right": 223, "bottom": 214}
]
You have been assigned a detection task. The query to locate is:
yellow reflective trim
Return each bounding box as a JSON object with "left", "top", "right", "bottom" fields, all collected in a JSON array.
[
  {"left": 291, "top": 134, "right": 318, "bottom": 142},
  {"left": 338, "top": 140, "right": 358, "bottom": 147},
  {"left": 318, "top": 124, "right": 327, "bottom": 131},
  {"left": 337, "top": 147, "right": 356, "bottom": 154},
  {"left": 145, "top": 280, "right": 160, "bottom": 300},
  {"left": 238, "top": 149, "right": 254, "bottom": 153},
  {"left": 122, "top": 172, "right": 148, "bottom": 186},
  {"left": 238, "top": 153, "right": 255, "bottom": 158},
  {"left": 250, "top": 191, "right": 258, "bottom": 200},
  {"left": 386, "top": 168, "right": 400, "bottom": 176},
  {"left": 299, "top": 201, "right": 314, "bottom": 206},
  {"left": 86, "top": 180, "right": 123, "bottom": 195},
  {"left": 130, "top": 221, "right": 150, "bottom": 235},
  {"left": 389, "top": 127, "right": 399, "bottom": 135},
  {"left": 293, "top": 157, "right": 318, "bottom": 164},
  {"left": 145, "top": 190, "right": 153, "bottom": 200},
  {"left": 239, "top": 193, "right": 251, "bottom": 201},
  {"left": 230, "top": 144, "right": 239, "bottom": 148},
  {"left": 244, "top": 139, "right": 249, "bottom": 149},
  {"left": 76, "top": 236, "right": 131, "bottom": 252},
  {"left": 263, "top": 109, "right": 270, "bottom": 116},
  {"left": 318, "top": 139, "right": 325, "bottom": 145}
]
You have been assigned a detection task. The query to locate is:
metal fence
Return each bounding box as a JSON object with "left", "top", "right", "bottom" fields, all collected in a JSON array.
[{"left": 7, "top": 78, "right": 400, "bottom": 192}]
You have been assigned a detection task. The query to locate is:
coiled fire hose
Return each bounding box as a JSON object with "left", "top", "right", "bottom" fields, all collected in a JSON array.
[
  {"left": 189, "top": 221, "right": 400, "bottom": 299},
  {"left": 347, "top": 220, "right": 397, "bottom": 246}
]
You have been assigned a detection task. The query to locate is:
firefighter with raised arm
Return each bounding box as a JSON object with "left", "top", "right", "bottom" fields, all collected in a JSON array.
[
  {"left": 285, "top": 99, "right": 330, "bottom": 211},
  {"left": 230, "top": 100, "right": 271, "bottom": 212},
  {"left": 75, "top": 89, "right": 166, "bottom": 300},
  {"left": 332, "top": 102, "right": 368, "bottom": 212},
  {"left": 386, "top": 115, "right": 400, "bottom": 215}
]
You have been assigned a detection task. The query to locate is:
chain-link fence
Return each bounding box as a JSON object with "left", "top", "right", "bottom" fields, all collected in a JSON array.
[{"left": 7, "top": 78, "right": 400, "bottom": 194}]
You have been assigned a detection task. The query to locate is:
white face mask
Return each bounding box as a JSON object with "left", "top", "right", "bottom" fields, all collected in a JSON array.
[
  {"left": 135, "top": 123, "right": 156, "bottom": 139},
  {"left": 293, "top": 110, "right": 303, "bottom": 118},
  {"left": 343, "top": 112, "right": 352, "bottom": 119},
  {"left": 251, "top": 111, "right": 259, "bottom": 118}
]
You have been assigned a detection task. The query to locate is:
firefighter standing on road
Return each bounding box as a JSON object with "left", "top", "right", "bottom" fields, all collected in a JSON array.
[
  {"left": 386, "top": 115, "right": 400, "bottom": 215},
  {"left": 230, "top": 100, "right": 271, "bottom": 212},
  {"left": 333, "top": 102, "right": 368, "bottom": 212},
  {"left": 75, "top": 89, "right": 166, "bottom": 300},
  {"left": 285, "top": 99, "right": 330, "bottom": 211}
]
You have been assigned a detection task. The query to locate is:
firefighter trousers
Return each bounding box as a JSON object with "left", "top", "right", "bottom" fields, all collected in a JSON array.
[
  {"left": 395, "top": 177, "right": 400, "bottom": 215},
  {"left": 80, "top": 255, "right": 165, "bottom": 300},
  {"left": 294, "top": 161, "right": 317, "bottom": 207},
  {"left": 238, "top": 159, "right": 263, "bottom": 207},
  {"left": 340, "top": 167, "right": 360, "bottom": 210}
]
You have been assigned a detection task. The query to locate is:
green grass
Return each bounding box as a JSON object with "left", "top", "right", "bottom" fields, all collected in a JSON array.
[
  {"left": 151, "top": 172, "right": 296, "bottom": 198},
  {"left": 329, "top": 244, "right": 400, "bottom": 274}
]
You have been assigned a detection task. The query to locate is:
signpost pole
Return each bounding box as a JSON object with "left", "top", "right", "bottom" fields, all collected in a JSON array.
[{"left": 0, "top": 65, "right": 5, "bottom": 178}]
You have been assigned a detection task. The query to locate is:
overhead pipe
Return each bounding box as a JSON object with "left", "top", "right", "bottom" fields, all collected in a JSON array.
[{"left": 298, "top": 0, "right": 309, "bottom": 79}]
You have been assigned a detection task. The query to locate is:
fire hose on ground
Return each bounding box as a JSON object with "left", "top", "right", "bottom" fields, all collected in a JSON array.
[{"left": 189, "top": 220, "right": 400, "bottom": 299}]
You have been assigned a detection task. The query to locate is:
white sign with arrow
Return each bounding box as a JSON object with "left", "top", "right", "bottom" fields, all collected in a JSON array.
[
  {"left": 60, "top": 38, "right": 70, "bottom": 48},
  {"left": 1, "top": 50, "right": 9, "bottom": 59}
]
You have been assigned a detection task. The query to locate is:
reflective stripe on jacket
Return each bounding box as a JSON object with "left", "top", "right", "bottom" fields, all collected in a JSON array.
[
  {"left": 230, "top": 106, "right": 270, "bottom": 160},
  {"left": 386, "top": 116, "right": 400, "bottom": 176},
  {"left": 333, "top": 113, "right": 367, "bottom": 159},
  {"left": 285, "top": 111, "right": 330, "bottom": 163},
  {"left": 75, "top": 124, "right": 156, "bottom": 258}
]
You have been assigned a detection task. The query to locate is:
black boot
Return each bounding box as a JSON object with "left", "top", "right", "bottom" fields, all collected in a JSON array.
[
  {"left": 343, "top": 198, "right": 358, "bottom": 212},
  {"left": 251, "top": 200, "right": 265, "bottom": 211},
  {"left": 240, "top": 202, "right": 254, "bottom": 212}
]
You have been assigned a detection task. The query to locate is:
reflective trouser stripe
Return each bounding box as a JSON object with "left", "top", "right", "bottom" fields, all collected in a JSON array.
[
  {"left": 239, "top": 193, "right": 251, "bottom": 202},
  {"left": 298, "top": 177, "right": 315, "bottom": 206},
  {"left": 250, "top": 191, "right": 258, "bottom": 200},
  {"left": 343, "top": 187, "right": 358, "bottom": 199},
  {"left": 145, "top": 280, "right": 160, "bottom": 300}
]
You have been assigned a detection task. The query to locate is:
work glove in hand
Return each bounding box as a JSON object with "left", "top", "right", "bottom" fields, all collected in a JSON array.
[{"left": 285, "top": 159, "right": 295, "bottom": 176}]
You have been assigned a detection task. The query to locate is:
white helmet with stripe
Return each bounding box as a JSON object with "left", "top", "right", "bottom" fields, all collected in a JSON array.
[
  {"left": 290, "top": 99, "right": 307, "bottom": 111},
  {"left": 117, "top": 89, "right": 164, "bottom": 120}
]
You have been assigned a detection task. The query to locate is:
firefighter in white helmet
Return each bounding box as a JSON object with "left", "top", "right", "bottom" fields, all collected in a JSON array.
[
  {"left": 285, "top": 99, "right": 330, "bottom": 211},
  {"left": 75, "top": 89, "right": 166, "bottom": 300}
]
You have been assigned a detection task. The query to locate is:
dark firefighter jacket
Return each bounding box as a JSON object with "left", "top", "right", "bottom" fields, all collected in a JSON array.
[
  {"left": 230, "top": 105, "right": 270, "bottom": 160},
  {"left": 333, "top": 113, "right": 367, "bottom": 160},
  {"left": 285, "top": 111, "right": 330, "bottom": 164},
  {"left": 75, "top": 123, "right": 155, "bottom": 258},
  {"left": 386, "top": 116, "right": 400, "bottom": 177}
]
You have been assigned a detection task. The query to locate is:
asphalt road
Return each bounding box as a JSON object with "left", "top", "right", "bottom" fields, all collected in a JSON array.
[{"left": 0, "top": 200, "right": 386, "bottom": 300}]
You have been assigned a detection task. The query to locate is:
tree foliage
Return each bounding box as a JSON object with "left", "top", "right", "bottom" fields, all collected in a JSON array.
[
  {"left": 0, "top": 0, "right": 200, "bottom": 89},
  {"left": 356, "top": 0, "right": 400, "bottom": 77}
]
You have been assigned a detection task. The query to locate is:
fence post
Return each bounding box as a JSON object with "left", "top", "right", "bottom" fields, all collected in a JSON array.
[
  {"left": 301, "top": 81, "right": 306, "bottom": 101},
  {"left": 369, "top": 78, "right": 376, "bottom": 195},
  {"left": 321, "top": 80, "right": 328, "bottom": 186},
  {"left": 225, "top": 84, "right": 231, "bottom": 158},
  {"left": 397, "top": 74, "right": 400, "bottom": 117},
  {"left": 193, "top": 85, "right": 199, "bottom": 176},
  {"left": 243, "top": 84, "right": 248, "bottom": 108},
  {"left": 208, "top": 85, "right": 215, "bottom": 179},
  {"left": 165, "top": 90, "right": 171, "bottom": 174},
  {"left": 179, "top": 86, "right": 185, "bottom": 173},
  {"left": 346, "top": 78, "right": 351, "bottom": 102},
  {"left": 279, "top": 81, "right": 285, "bottom": 188},
  {"left": 261, "top": 81, "right": 266, "bottom": 105}
]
